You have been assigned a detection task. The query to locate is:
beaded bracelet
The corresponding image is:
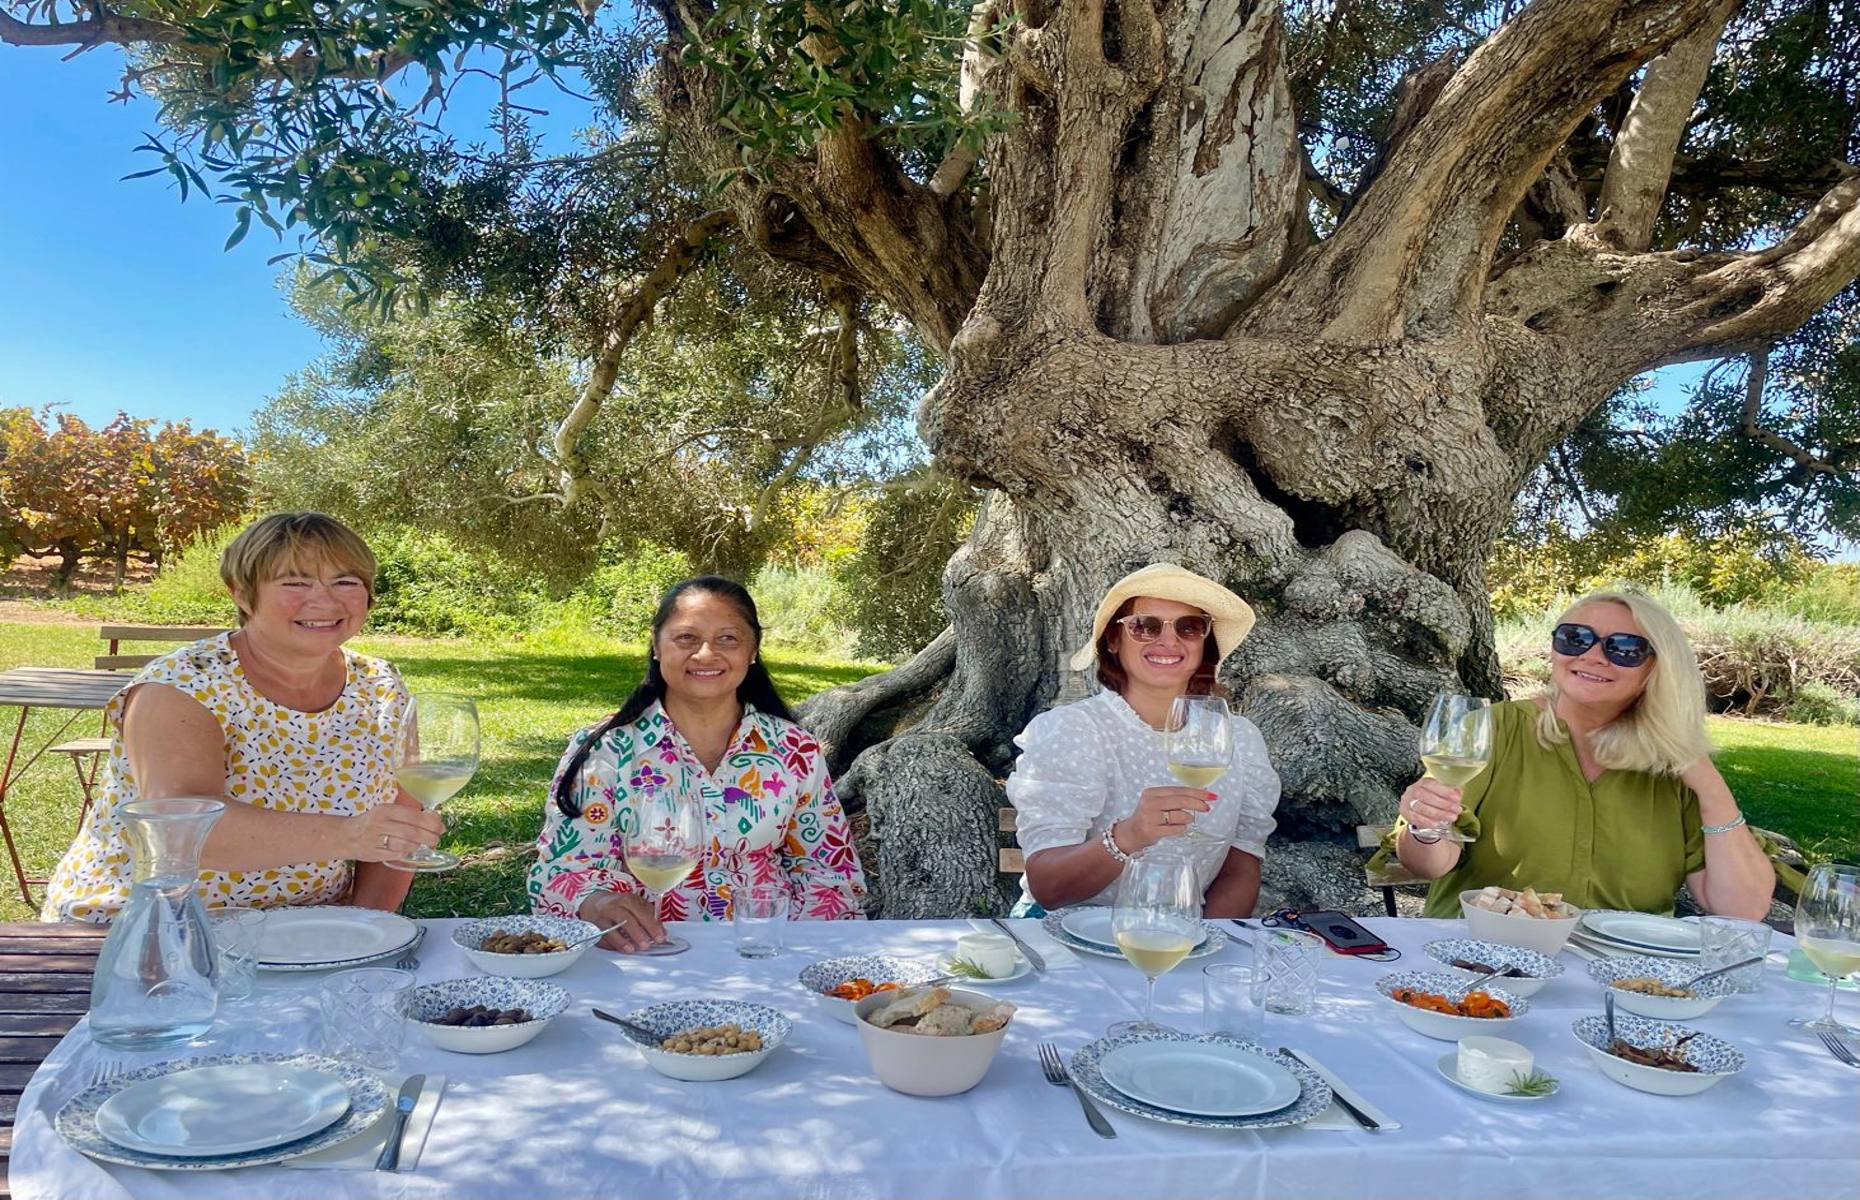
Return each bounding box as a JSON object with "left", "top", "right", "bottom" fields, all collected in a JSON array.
[
  {"left": 1702, "top": 814, "right": 1748, "bottom": 835},
  {"left": 1100, "top": 823, "right": 1135, "bottom": 865}
]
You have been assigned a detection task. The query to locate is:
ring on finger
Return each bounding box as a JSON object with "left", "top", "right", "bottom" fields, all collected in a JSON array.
[{"left": 379, "top": 833, "right": 391, "bottom": 850}]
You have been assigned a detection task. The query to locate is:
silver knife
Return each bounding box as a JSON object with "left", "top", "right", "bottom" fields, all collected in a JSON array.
[
  {"left": 1280, "top": 1047, "right": 1381, "bottom": 1131},
  {"left": 989, "top": 918, "right": 1047, "bottom": 974},
  {"left": 375, "top": 1073, "right": 426, "bottom": 1171}
]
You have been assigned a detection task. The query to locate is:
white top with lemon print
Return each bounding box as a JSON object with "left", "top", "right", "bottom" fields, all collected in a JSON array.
[{"left": 40, "top": 633, "right": 411, "bottom": 923}]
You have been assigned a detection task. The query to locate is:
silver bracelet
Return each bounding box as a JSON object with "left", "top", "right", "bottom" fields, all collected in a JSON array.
[
  {"left": 1701, "top": 814, "right": 1747, "bottom": 835},
  {"left": 1100, "top": 823, "right": 1134, "bottom": 865}
]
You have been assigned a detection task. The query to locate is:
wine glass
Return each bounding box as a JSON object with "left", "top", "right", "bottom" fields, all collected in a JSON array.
[
  {"left": 624, "top": 782, "right": 706, "bottom": 956},
  {"left": 1109, "top": 857, "right": 1202, "bottom": 1036},
  {"left": 1165, "top": 695, "right": 1232, "bottom": 843},
  {"left": 1411, "top": 693, "right": 1492, "bottom": 844},
  {"left": 1790, "top": 863, "right": 1860, "bottom": 1035},
  {"left": 390, "top": 693, "right": 479, "bottom": 872}
]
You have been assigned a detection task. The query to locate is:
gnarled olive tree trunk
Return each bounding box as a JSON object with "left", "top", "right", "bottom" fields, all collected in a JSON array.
[{"left": 654, "top": 0, "right": 1860, "bottom": 916}]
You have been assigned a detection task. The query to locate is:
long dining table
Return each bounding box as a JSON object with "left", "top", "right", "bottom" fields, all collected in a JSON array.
[{"left": 10, "top": 915, "right": 1860, "bottom": 1200}]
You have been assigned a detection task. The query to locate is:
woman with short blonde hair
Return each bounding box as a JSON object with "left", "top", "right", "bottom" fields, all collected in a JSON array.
[
  {"left": 1396, "top": 587, "right": 1773, "bottom": 920},
  {"left": 42, "top": 512, "right": 440, "bottom": 922}
]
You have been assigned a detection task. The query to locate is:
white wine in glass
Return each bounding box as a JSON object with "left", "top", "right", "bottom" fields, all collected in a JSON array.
[
  {"left": 1109, "top": 857, "right": 1201, "bottom": 1036},
  {"left": 1791, "top": 863, "right": 1860, "bottom": 1035},
  {"left": 390, "top": 693, "right": 479, "bottom": 872},
  {"left": 624, "top": 783, "right": 706, "bottom": 955},
  {"left": 1411, "top": 693, "right": 1492, "bottom": 845},
  {"left": 1164, "top": 695, "right": 1233, "bottom": 838}
]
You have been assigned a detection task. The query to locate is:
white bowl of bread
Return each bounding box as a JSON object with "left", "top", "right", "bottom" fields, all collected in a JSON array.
[
  {"left": 1460, "top": 887, "right": 1582, "bottom": 957},
  {"left": 853, "top": 986, "right": 1016, "bottom": 1097}
]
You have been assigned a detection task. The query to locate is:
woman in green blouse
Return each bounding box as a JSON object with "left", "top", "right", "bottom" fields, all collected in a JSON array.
[{"left": 1396, "top": 589, "right": 1774, "bottom": 920}]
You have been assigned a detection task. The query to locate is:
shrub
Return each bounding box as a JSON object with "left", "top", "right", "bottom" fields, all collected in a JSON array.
[
  {"left": 836, "top": 473, "right": 975, "bottom": 662},
  {"left": 569, "top": 543, "right": 694, "bottom": 641},
  {"left": 751, "top": 564, "right": 861, "bottom": 659},
  {"left": 119, "top": 523, "right": 244, "bottom": 626},
  {"left": 367, "top": 527, "right": 544, "bottom": 638},
  {"left": 1784, "top": 681, "right": 1860, "bottom": 727}
]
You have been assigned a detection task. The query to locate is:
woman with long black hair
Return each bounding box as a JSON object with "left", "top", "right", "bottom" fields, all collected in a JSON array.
[{"left": 528, "top": 577, "right": 867, "bottom": 951}]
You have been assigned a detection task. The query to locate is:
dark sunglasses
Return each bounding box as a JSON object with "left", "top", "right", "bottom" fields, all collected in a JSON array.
[
  {"left": 1114, "top": 614, "right": 1211, "bottom": 642},
  {"left": 1552, "top": 622, "right": 1655, "bottom": 668}
]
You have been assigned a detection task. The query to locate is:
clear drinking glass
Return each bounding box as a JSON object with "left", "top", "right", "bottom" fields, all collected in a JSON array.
[
  {"left": 320, "top": 967, "right": 414, "bottom": 1070},
  {"left": 1202, "top": 962, "right": 1263, "bottom": 1041},
  {"left": 624, "top": 782, "right": 706, "bottom": 955},
  {"left": 732, "top": 883, "right": 789, "bottom": 958},
  {"left": 391, "top": 692, "right": 480, "bottom": 872},
  {"left": 1256, "top": 929, "right": 1323, "bottom": 1015},
  {"left": 1790, "top": 863, "right": 1860, "bottom": 1034},
  {"left": 1411, "top": 693, "right": 1492, "bottom": 845},
  {"left": 1109, "top": 857, "right": 1202, "bottom": 1036},
  {"left": 1165, "top": 696, "right": 1233, "bottom": 843},
  {"left": 1698, "top": 915, "right": 1772, "bottom": 995},
  {"left": 210, "top": 907, "right": 267, "bottom": 1002}
]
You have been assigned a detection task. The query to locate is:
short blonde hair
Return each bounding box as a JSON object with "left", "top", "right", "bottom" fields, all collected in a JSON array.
[
  {"left": 219, "top": 512, "right": 378, "bottom": 626},
  {"left": 1536, "top": 588, "right": 1711, "bottom": 776}
]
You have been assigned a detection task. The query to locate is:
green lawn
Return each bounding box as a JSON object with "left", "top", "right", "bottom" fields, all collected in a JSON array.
[{"left": 0, "top": 620, "right": 1853, "bottom": 922}]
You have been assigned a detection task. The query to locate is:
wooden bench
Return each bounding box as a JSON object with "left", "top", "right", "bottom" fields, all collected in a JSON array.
[
  {"left": 47, "top": 625, "right": 229, "bottom": 833},
  {"left": 1359, "top": 823, "right": 1428, "bottom": 917},
  {"left": 998, "top": 807, "right": 1023, "bottom": 874}
]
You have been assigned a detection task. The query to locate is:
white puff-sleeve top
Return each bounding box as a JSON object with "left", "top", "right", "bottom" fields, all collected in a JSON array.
[{"left": 1006, "top": 689, "right": 1280, "bottom": 908}]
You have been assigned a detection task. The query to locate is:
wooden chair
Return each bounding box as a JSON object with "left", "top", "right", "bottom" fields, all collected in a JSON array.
[
  {"left": 47, "top": 625, "right": 230, "bottom": 824},
  {"left": 998, "top": 806, "right": 1024, "bottom": 874},
  {"left": 1359, "top": 823, "right": 1428, "bottom": 917}
]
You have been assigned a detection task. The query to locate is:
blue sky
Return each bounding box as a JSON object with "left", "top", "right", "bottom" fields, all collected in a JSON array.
[{"left": 1, "top": 39, "right": 1709, "bottom": 443}]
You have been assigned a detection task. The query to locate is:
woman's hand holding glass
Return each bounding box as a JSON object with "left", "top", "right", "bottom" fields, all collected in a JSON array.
[
  {"left": 1409, "top": 693, "right": 1491, "bottom": 845},
  {"left": 390, "top": 693, "right": 480, "bottom": 872},
  {"left": 576, "top": 889, "right": 667, "bottom": 954},
  {"left": 1116, "top": 786, "right": 1214, "bottom": 856},
  {"left": 1399, "top": 777, "right": 1464, "bottom": 838},
  {"left": 346, "top": 803, "right": 446, "bottom": 864},
  {"left": 622, "top": 783, "right": 705, "bottom": 955}
]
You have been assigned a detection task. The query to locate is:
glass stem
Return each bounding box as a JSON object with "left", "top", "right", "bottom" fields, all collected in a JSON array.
[
  {"left": 1826, "top": 978, "right": 1840, "bottom": 1024},
  {"left": 1143, "top": 976, "right": 1157, "bottom": 1025}
]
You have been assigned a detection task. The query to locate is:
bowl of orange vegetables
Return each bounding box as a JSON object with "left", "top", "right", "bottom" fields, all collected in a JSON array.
[
  {"left": 1375, "top": 970, "right": 1530, "bottom": 1041},
  {"left": 798, "top": 955, "right": 942, "bottom": 1025}
]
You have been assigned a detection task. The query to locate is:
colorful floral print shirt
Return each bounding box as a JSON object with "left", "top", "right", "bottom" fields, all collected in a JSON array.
[
  {"left": 41, "top": 633, "right": 409, "bottom": 923},
  {"left": 528, "top": 702, "right": 868, "bottom": 922}
]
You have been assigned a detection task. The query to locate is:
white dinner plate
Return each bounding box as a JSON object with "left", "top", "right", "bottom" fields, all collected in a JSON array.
[
  {"left": 1098, "top": 1040, "right": 1301, "bottom": 1117},
  {"left": 1059, "top": 908, "right": 1212, "bottom": 952},
  {"left": 1578, "top": 911, "right": 1701, "bottom": 956},
  {"left": 95, "top": 1064, "right": 350, "bottom": 1158},
  {"left": 257, "top": 907, "right": 420, "bottom": 970}
]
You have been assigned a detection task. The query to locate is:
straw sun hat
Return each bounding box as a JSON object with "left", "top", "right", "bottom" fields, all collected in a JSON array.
[{"left": 1066, "top": 563, "right": 1257, "bottom": 673}]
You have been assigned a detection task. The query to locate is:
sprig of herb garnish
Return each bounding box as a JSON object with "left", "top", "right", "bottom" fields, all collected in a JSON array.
[
  {"left": 945, "top": 956, "right": 995, "bottom": 979},
  {"left": 1504, "top": 1069, "right": 1558, "bottom": 1097}
]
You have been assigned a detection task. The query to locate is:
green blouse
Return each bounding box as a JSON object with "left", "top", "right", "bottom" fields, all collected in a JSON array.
[{"left": 1419, "top": 699, "right": 1705, "bottom": 918}]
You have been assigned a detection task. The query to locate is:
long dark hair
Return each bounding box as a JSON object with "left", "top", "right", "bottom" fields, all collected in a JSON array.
[
  {"left": 553, "top": 576, "right": 795, "bottom": 818},
  {"left": 1093, "top": 598, "right": 1225, "bottom": 698}
]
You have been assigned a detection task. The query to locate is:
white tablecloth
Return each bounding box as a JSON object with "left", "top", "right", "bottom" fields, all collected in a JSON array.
[{"left": 14, "top": 918, "right": 1860, "bottom": 1199}]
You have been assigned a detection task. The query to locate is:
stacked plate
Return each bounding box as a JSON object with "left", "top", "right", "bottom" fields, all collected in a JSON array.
[
  {"left": 1041, "top": 907, "right": 1229, "bottom": 962},
  {"left": 55, "top": 1053, "right": 390, "bottom": 1170},
  {"left": 257, "top": 907, "right": 422, "bottom": 973},
  {"left": 1570, "top": 911, "right": 1701, "bottom": 960},
  {"left": 1068, "top": 1030, "right": 1332, "bottom": 1130}
]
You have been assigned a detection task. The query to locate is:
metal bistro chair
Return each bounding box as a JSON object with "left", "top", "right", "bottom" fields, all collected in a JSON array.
[{"left": 47, "top": 624, "right": 229, "bottom": 831}]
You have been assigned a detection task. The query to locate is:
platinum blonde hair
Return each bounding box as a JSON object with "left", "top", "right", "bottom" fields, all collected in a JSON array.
[{"left": 1535, "top": 588, "right": 1711, "bottom": 776}]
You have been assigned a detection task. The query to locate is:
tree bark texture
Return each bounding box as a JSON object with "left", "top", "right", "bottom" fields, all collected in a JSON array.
[{"left": 659, "top": 0, "right": 1860, "bottom": 916}]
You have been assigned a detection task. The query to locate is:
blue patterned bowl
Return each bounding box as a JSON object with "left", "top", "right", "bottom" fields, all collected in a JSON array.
[
  {"left": 621, "top": 999, "right": 792, "bottom": 1081},
  {"left": 407, "top": 976, "right": 572, "bottom": 1053},
  {"left": 1572, "top": 1013, "right": 1744, "bottom": 1096},
  {"left": 1423, "top": 938, "right": 1563, "bottom": 997},
  {"left": 1376, "top": 970, "right": 1529, "bottom": 1040},
  {"left": 452, "top": 914, "right": 600, "bottom": 978},
  {"left": 1586, "top": 954, "right": 1732, "bottom": 1020},
  {"left": 797, "top": 955, "right": 942, "bottom": 1025}
]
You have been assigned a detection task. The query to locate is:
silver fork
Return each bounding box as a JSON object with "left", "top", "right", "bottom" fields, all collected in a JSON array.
[
  {"left": 88, "top": 1061, "right": 125, "bottom": 1089},
  {"left": 1817, "top": 1030, "right": 1860, "bottom": 1069},
  {"left": 1037, "top": 1042, "right": 1116, "bottom": 1139}
]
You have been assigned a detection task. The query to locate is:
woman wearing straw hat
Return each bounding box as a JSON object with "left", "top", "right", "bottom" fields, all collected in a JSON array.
[{"left": 1007, "top": 564, "right": 1280, "bottom": 917}]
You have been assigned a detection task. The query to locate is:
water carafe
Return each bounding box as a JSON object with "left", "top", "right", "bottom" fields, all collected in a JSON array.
[{"left": 89, "top": 797, "right": 224, "bottom": 1049}]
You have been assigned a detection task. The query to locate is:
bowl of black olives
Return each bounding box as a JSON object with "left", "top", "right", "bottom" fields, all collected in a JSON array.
[{"left": 406, "top": 977, "right": 571, "bottom": 1053}]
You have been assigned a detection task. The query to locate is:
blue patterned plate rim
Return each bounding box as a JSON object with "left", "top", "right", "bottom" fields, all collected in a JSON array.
[
  {"left": 1068, "top": 1031, "right": 1331, "bottom": 1131},
  {"left": 55, "top": 1052, "right": 391, "bottom": 1171},
  {"left": 1585, "top": 954, "right": 1735, "bottom": 998},
  {"left": 406, "top": 976, "right": 573, "bottom": 1025},
  {"left": 797, "top": 955, "right": 942, "bottom": 995},
  {"left": 1041, "top": 911, "right": 1226, "bottom": 962},
  {"left": 620, "top": 999, "right": 794, "bottom": 1049},
  {"left": 256, "top": 907, "right": 420, "bottom": 970},
  {"left": 451, "top": 914, "right": 600, "bottom": 956}
]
